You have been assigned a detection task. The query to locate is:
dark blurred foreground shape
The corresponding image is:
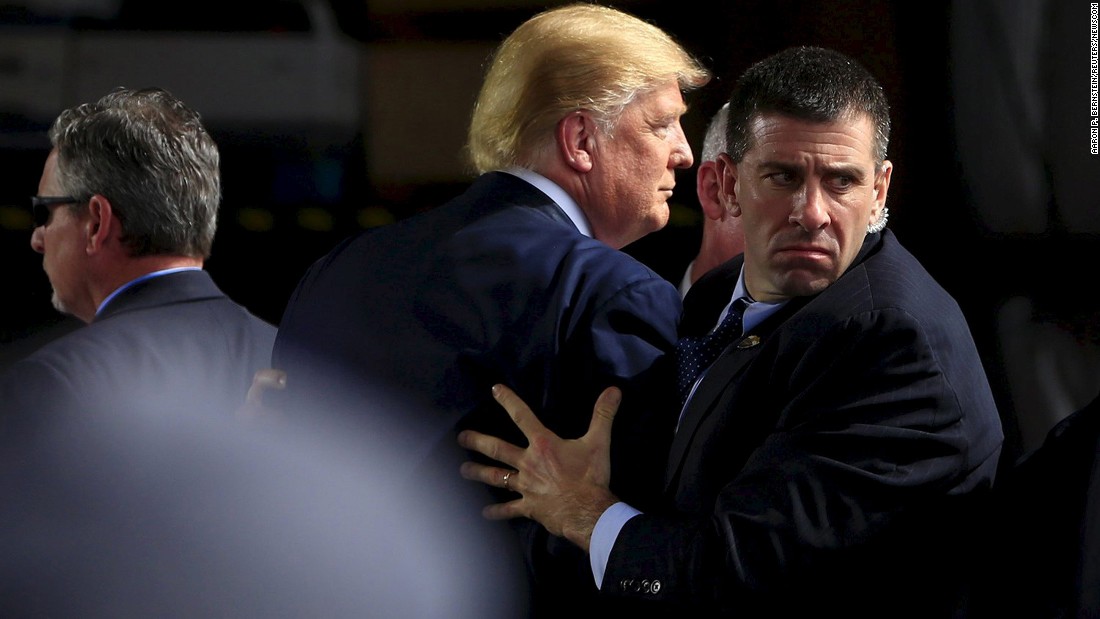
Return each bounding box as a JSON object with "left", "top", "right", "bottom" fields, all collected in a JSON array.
[
  {"left": 968, "top": 391, "right": 1100, "bottom": 618},
  {"left": 0, "top": 388, "right": 529, "bottom": 618}
]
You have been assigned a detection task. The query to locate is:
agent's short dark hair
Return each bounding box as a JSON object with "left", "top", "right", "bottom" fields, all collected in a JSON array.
[{"left": 725, "top": 46, "right": 890, "bottom": 166}]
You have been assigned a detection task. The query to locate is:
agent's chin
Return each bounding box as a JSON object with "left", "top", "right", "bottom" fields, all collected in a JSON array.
[{"left": 779, "top": 272, "right": 837, "bottom": 298}]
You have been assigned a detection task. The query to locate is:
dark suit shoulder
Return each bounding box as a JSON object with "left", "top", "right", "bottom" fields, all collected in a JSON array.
[
  {"left": 777, "top": 231, "right": 988, "bottom": 393},
  {"left": 273, "top": 172, "right": 680, "bottom": 422},
  {"left": 799, "top": 231, "right": 962, "bottom": 328},
  {"left": 427, "top": 180, "right": 677, "bottom": 308},
  {"left": 2, "top": 275, "right": 275, "bottom": 422},
  {"left": 774, "top": 229, "right": 1002, "bottom": 472}
]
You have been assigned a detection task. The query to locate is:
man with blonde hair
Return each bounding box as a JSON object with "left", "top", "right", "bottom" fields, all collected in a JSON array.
[{"left": 271, "top": 3, "right": 709, "bottom": 614}]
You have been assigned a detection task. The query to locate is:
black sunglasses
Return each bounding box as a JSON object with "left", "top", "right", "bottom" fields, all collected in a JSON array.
[{"left": 30, "top": 196, "right": 82, "bottom": 227}]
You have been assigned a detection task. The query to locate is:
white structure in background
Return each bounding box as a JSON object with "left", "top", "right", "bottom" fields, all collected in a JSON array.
[{"left": 0, "top": 0, "right": 360, "bottom": 147}]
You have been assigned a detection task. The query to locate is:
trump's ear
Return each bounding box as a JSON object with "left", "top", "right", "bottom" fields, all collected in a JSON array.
[{"left": 556, "top": 111, "right": 596, "bottom": 173}]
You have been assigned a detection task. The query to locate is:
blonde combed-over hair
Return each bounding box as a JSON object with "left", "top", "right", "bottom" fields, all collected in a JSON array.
[{"left": 466, "top": 3, "right": 710, "bottom": 174}]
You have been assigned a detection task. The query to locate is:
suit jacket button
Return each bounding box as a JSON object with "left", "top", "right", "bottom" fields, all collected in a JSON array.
[
  {"left": 619, "top": 578, "right": 631, "bottom": 592},
  {"left": 641, "top": 579, "right": 651, "bottom": 593},
  {"left": 650, "top": 579, "right": 661, "bottom": 594}
]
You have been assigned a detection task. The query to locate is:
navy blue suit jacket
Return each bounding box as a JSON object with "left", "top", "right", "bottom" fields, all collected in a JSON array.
[
  {"left": 0, "top": 270, "right": 275, "bottom": 425},
  {"left": 272, "top": 172, "right": 682, "bottom": 498},
  {"left": 603, "top": 230, "right": 1005, "bottom": 617},
  {"left": 271, "top": 172, "right": 682, "bottom": 614}
]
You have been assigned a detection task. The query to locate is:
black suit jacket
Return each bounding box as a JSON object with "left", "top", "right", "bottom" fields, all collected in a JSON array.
[
  {"left": 0, "top": 269, "right": 275, "bottom": 425},
  {"left": 603, "top": 230, "right": 1005, "bottom": 617},
  {"left": 271, "top": 172, "right": 683, "bottom": 614},
  {"left": 970, "top": 391, "right": 1100, "bottom": 618}
]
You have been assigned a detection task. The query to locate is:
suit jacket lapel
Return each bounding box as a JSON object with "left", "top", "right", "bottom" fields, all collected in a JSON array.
[
  {"left": 663, "top": 298, "right": 806, "bottom": 492},
  {"left": 665, "top": 336, "right": 759, "bottom": 490}
]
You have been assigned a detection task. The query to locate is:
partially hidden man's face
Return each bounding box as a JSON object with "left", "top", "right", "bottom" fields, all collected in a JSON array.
[
  {"left": 584, "top": 79, "right": 694, "bottom": 249},
  {"left": 720, "top": 112, "right": 891, "bottom": 303},
  {"left": 30, "top": 149, "right": 92, "bottom": 321}
]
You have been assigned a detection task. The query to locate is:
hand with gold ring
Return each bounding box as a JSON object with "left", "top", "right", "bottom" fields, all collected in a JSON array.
[{"left": 458, "top": 384, "right": 621, "bottom": 552}]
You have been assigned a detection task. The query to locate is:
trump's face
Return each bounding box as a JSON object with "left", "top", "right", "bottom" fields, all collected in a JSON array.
[{"left": 582, "top": 79, "right": 694, "bottom": 249}]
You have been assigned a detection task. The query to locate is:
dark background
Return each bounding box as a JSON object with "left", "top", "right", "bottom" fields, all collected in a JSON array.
[{"left": 2, "top": 0, "right": 1098, "bottom": 466}]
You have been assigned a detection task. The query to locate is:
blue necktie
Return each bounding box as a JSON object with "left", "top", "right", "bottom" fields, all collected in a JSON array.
[{"left": 675, "top": 297, "right": 751, "bottom": 408}]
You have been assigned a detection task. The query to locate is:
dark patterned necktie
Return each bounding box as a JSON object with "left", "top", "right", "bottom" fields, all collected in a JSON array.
[{"left": 675, "top": 297, "right": 752, "bottom": 408}]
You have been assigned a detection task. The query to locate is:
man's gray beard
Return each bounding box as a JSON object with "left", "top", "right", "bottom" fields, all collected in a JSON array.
[{"left": 51, "top": 290, "right": 71, "bottom": 317}]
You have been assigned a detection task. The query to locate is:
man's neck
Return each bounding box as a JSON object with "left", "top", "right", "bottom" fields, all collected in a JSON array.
[{"left": 690, "top": 232, "right": 735, "bottom": 285}]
